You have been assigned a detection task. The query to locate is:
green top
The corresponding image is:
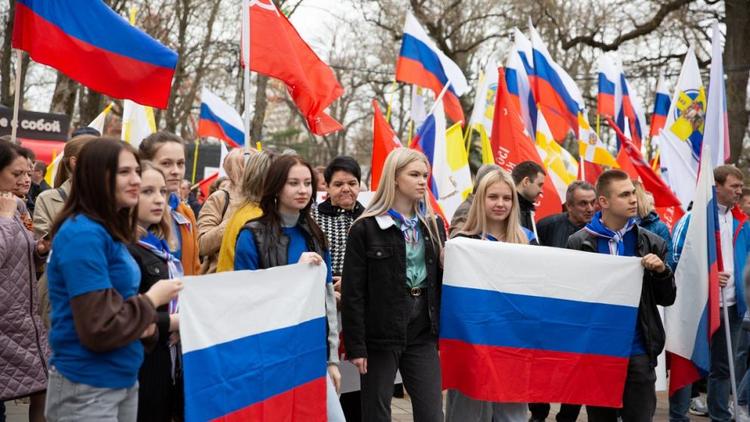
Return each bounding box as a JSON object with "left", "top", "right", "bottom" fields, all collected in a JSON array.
[{"left": 392, "top": 217, "right": 427, "bottom": 289}]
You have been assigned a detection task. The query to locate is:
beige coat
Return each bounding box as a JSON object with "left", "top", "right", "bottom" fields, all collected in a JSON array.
[
  {"left": 197, "top": 190, "right": 239, "bottom": 274},
  {"left": 32, "top": 179, "right": 70, "bottom": 240},
  {"left": 32, "top": 180, "right": 71, "bottom": 328}
]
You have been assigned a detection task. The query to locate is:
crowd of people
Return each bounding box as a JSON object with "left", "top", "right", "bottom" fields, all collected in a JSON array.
[{"left": 0, "top": 129, "right": 749, "bottom": 422}]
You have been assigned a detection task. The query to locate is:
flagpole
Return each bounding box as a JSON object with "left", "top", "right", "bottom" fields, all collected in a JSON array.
[
  {"left": 242, "top": 0, "right": 252, "bottom": 151},
  {"left": 720, "top": 288, "right": 739, "bottom": 418},
  {"left": 711, "top": 176, "right": 739, "bottom": 418},
  {"left": 385, "top": 79, "right": 398, "bottom": 122},
  {"left": 464, "top": 125, "right": 472, "bottom": 155},
  {"left": 427, "top": 81, "right": 452, "bottom": 116},
  {"left": 191, "top": 141, "right": 200, "bottom": 184},
  {"left": 10, "top": 50, "right": 24, "bottom": 145},
  {"left": 580, "top": 156, "right": 585, "bottom": 181}
]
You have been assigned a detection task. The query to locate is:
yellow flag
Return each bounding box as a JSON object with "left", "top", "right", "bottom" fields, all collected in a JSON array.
[
  {"left": 577, "top": 112, "right": 618, "bottom": 168},
  {"left": 45, "top": 150, "right": 62, "bottom": 187},
  {"left": 446, "top": 122, "right": 473, "bottom": 201}
]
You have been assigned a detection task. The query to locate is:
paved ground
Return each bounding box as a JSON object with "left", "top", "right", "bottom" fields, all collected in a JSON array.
[{"left": 5, "top": 391, "right": 709, "bottom": 421}]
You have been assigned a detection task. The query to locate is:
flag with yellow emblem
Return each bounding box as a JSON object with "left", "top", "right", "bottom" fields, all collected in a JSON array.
[{"left": 578, "top": 112, "right": 618, "bottom": 168}]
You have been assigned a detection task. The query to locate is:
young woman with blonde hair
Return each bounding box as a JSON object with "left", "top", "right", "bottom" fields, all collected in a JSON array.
[
  {"left": 216, "top": 149, "right": 277, "bottom": 271},
  {"left": 342, "top": 147, "right": 446, "bottom": 422},
  {"left": 446, "top": 168, "right": 536, "bottom": 422},
  {"left": 197, "top": 147, "right": 247, "bottom": 274}
]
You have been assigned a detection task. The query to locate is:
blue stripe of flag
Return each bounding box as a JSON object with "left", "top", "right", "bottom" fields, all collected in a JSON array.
[
  {"left": 440, "top": 285, "right": 639, "bottom": 358},
  {"left": 598, "top": 73, "right": 616, "bottom": 96},
  {"left": 653, "top": 93, "right": 671, "bottom": 116}
]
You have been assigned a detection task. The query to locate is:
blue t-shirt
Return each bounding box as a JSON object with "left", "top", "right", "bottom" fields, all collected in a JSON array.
[
  {"left": 46, "top": 215, "right": 143, "bottom": 388},
  {"left": 235, "top": 225, "right": 333, "bottom": 283}
]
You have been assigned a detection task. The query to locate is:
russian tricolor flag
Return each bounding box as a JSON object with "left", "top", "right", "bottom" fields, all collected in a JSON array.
[
  {"left": 180, "top": 264, "right": 328, "bottom": 422},
  {"left": 440, "top": 238, "right": 644, "bottom": 407},
  {"left": 649, "top": 73, "right": 671, "bottom": 139},
  {"left": 396, "top": 12, "right": 469, "bottom": 124},
  {"left": 617, "top": 73, "right": 648, "bottom": 149},
  {"left": 597, "top": 55, "right": 620, "bottom": 118},
  {"left": 527, "top": 24, "right": 584, "bottom": 142},
  {"left": 505, "top": 28, "right": 537, "bottom": 137},
  {"left": 12, "top": 0, "right": 177, "bottom": 109},
  {"left": 665, "top": 144, "right": 720, "bottom": 395},
  {"left": 198, "top": 89, "right": 245, "bottom": 148}
]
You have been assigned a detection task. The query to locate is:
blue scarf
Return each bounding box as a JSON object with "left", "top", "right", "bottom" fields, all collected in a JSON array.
[
  {"left": 584, "top": 211, "right": 637, "bottom": 256},
  {"left": 387, "top": 208, "right": 420, "bottom": 244},
  {"left": 168, "top": 192, "right": 180, "bottom": 211}
]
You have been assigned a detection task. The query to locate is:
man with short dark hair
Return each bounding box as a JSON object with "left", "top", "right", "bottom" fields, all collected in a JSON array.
[
  {"left": 568, "top": 169, "right": 675, "bottom": 421},
  {"left": 28, "top": 160, "right": 50, "bottom": 207},
  {"left": 670, "top": 164, "right": 750, "bottom": 422},
  {"left": 528, "top": 180, "right": 597, "bottom": 422},
  {"left": 535, "top": 180, "right": 596, "bottom": 249},
  {"left": 511, "top": 161, "right": 546, "bottom": 234}
]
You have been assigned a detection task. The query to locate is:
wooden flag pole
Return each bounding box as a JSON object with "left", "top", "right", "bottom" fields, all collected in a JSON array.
[{"left": 10, "top": 50, "right": 24, "bottom": 145}]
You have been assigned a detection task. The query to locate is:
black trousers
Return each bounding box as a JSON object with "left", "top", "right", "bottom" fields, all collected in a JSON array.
[
  {"left": 360, "top": 296, "right": 443, "bottom": 422},
  {"left": 586, "top": 354, "right": 656, "bottom": 422},
  {"left": 528, "top": 402, "right": 582, "bottom": 422}
]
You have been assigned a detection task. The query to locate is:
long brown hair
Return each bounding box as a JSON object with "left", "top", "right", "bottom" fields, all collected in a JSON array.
[
  {"left": 255, "top": 154, "right": 326, "bottom": 248},
  {"left": 51, "top": 138, "right": 140, "bottom": 243},
  {"left": 54, "top": 135, "right": 97, "bottom": 187}
]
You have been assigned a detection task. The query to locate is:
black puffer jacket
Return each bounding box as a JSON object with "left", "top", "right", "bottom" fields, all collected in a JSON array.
[
  {"left": 567, "top": 225, "right": 676, "bottom": 365},
  {"left": 341, "top": 214, "right": 445, "bottom": 358}
]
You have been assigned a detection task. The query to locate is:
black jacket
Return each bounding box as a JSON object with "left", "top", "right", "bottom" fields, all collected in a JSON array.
[
  {"left": 518, "top": 194, "right": 536, "bottom": 232},
  {"left": 127, "top": 244, "right": 184, "bottom": 422},
  {"left": 342, "top": 214, "right": 445, "bottom": 358},
  {"left": 567, "top": 225, "right": 676, "bottom": 365},
  {"left": 536, "top": 212, "right": 583, "bottom": 248}
]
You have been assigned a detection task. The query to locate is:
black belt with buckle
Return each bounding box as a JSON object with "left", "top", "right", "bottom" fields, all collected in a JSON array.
[{"left": 409, "top": 287, "right": 423, "bottom": 297}]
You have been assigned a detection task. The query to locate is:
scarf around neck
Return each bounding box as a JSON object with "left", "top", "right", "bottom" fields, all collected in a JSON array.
[{"left": 583, "top": 211, "right": 637, "bottom": 256}]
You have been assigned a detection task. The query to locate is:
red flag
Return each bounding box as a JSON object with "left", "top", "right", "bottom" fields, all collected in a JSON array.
[
  {"left": 655, "top": 206, "right": 684, "bottom": 233},
  {"left": 578, "top": 161, "right": 603, "bottom": 185},
  {"left": 195, "top": 171, "right": 219, "bottom": 202},
  {"left": 616, "top": 149, "right": 640, "bottom": 180},
  {"left": 243, "top": 1, "right": 344, "bottom": 135},
  {"left": 605, "top": 117, "right": 681, "bottom": 208},
  {"left": 370, "top": 100, "right": 402, "bottom": 190},
  {"left": 492, "top": 68, "right": 561, "bottom": 221}
]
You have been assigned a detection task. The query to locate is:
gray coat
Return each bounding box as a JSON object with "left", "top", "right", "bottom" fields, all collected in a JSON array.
[{"left": 0, "top": 199, "right": 50, "bottom": 400}]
